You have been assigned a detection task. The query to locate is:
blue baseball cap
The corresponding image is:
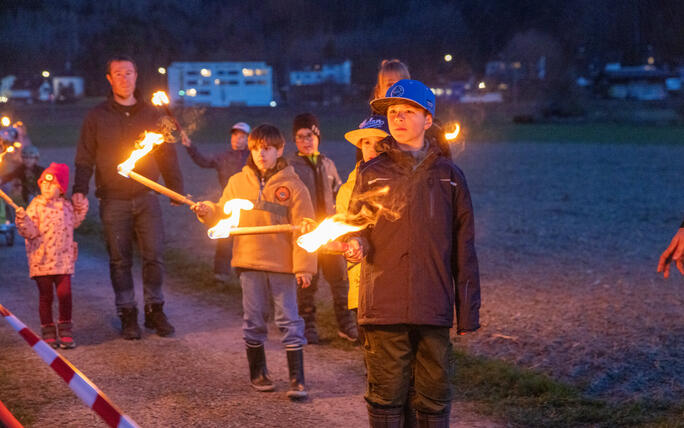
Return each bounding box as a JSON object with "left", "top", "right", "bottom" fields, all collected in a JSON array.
[
  {"left": 344, "top": 115, "right": 390, "bottom": 148},
  {"left": 370, "top": 79, "right": 435, "bottom": 116}
]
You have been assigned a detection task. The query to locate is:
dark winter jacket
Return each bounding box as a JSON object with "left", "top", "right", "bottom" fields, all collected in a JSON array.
[
  {"left": 73, "top": 94, "right": 183, "bottom": 200},
  {"left": 0, "top": 163, "right": 45, "bottom": 204},
  {"left": 285, "top": 152, "right": 342, "bottom": 221},
  {"left": 185, "top": 145, "right": 248, "bottom": 188},
  {"left": 350, "top": 139, "right": 480, "bottom": 332}
]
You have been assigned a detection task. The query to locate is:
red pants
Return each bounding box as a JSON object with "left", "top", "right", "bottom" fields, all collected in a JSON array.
[{"left": 34, "top": 274, "right": 72, "bottom": 325}]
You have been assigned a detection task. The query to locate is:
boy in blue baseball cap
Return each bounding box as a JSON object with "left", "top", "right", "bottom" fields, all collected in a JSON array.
[{"left": 345, "top": 79, "right": 481, "bottom": 426}]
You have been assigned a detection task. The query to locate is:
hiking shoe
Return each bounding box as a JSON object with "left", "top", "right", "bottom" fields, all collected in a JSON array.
[
  {"left": 118, "top": 307, "right": 141, "bottom": 340},
  {"left": 57, "top": 321, "right": 76, "bottom": 349},
  {"left": 304, "top": 323, "right": 319, "bottom": 345},
  {"left": 144, "top": 303, "right": 175, "bottom": 337},
  {"left": 41, "top": 323, "right": 59, "bottom": 349}
]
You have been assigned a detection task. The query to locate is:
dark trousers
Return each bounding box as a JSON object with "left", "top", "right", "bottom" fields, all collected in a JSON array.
[
  {"left": 297, "top": 253, "right": 351, "bottom": 326},
  {"left": 34, "top": 274, "right": 72, "bottom": 325},
  {"left": 99, "top": 193, "right": 165, "bottom": 310},
  {"left": 362, "top": 324, "right": 453, "bottom": 414},
  {"left": 214, "top": 237, "right": 233, "bottom": 275}
]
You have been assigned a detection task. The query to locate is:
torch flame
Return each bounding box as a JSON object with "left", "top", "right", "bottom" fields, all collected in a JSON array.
[
  {"left": 297, "top": 215, "right": 363, "bottom": 253},
  {"left": 207, "top": 199, "right": 255, "bottom": 239},
  {"left": 1, "top": 116, "right": 10, "bottom": 127},
  {"left": 117, "top": 132, "right": 165, "bottom": 177},
  {"left": 444, "top": 123, "right": 460, "bottom": 141},
  {"left": 151, "top": 91, "right": 170, "bottom": 106},
  {"left": 13, "top": 142, "right": 21, "bottom": 148}
]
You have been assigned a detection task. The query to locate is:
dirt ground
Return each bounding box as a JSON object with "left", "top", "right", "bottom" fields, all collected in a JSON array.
[{"left": 0, "top": 143, "right": 503, "bottom": 427}]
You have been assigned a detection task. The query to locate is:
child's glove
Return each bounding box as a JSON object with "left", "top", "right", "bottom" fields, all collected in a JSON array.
[{"left": 296, "top": 272, "right": 312, "bottom": 288}]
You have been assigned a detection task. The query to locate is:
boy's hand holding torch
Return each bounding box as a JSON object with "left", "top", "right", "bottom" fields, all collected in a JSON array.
[{"left": 296, "top": 273, "right": 312, "bottom": 288}]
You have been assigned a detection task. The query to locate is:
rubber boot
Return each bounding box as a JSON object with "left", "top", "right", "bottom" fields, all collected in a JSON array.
[
  {"left": 246, "top": 343, "right": 275, "bottom": 392},
  {"left": 415, "top": 407, "right": 450, "bottom": 428},
  {"left": 286, "top": 348, "right": 307, "bottom": 399},
  {"left": 367, "top": 404, "right": 404, "bottom": 428},
  {"left": 118, "top": 307, "right": 141, "bottom": 340},
  {"left": 57, "top": 321, "right": 75, "bottom": 349},
  {"left": 144, "top": 303, "right": 175, "bottom": 337}
]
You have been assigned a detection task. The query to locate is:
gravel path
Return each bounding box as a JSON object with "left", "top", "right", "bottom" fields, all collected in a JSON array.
[{"left": 0, "top": 145, "right": 499, "bottom": 427}]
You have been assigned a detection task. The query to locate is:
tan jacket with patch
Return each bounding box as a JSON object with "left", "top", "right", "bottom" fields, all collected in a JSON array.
[{"left": 201, "top": 161, "right": 317, "bottom": 276}]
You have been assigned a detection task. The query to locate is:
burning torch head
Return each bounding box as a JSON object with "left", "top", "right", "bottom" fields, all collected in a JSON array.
[
  {"left": 207, "top": 199, "right": 255, "bottom": 239},
  {"left": 151, "top": 91, "right": 170, "bottom": 106}
]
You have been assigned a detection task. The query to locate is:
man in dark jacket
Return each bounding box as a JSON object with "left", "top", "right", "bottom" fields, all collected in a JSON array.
[
  {"left": 182, "top": 122, "right": 250, "bottom": 281},
  {"left": 346, "top": 79, "right": 480, "bottom": 427},
  {"left": 72, "top": 56, "right": 184, "bottom": 340}
]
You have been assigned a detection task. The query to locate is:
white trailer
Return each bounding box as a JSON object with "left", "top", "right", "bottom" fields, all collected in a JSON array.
[{"left": 167, "top": 62, "right": 273, "bottom": 107}]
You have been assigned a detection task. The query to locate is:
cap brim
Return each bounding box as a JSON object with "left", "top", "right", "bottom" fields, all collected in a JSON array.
[
  {"left": 370, "top": 96, "right": 430, "bottom": 115},
  {"left": 344, "top": 128, "right": 389, "bottom": 147}
]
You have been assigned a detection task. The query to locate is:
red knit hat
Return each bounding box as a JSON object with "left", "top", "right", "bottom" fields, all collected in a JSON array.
[{"left": 39, "top": 162, "right": 70, "bottom": 194}]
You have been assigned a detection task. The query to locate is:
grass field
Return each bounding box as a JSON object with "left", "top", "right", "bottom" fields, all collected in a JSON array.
[{"left": 3, "top": 98, "right": 684, "bottom": 147}]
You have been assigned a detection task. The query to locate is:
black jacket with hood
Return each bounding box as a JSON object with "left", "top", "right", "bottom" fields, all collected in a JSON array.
[
  {"left": 350, "top": 138, "right": 480, "bottom": 332},
  {"left": 73, "top": 92, "right": 183, "bottom": 200}
]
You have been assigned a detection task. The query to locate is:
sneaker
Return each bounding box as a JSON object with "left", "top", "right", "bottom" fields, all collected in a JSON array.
[
  {"left": 57, "top": 321, "right": 76, "bottom": 349},
  {"left": 41, "top": 323, "right": 59, "bottom": 349},
  {"left": 144, "top": 303, "right": 175, "bottom": 337}
]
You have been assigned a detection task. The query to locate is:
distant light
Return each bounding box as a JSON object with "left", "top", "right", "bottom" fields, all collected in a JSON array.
[
  {"left": 13, "top": 142, "right": 22, "bottom": 148},
  {"left": 178, "top": 90, "right": 186, "bottom": 96},
  {"left": 1, "top": 116, "right": 10, "bottom": 127},
  {"left": 214, "top": 78, "right": 220, "bottom": 85},
  {"left": 158, "top": 67, "right": 167, "bottom": 75},
  {"left": 444, "top": 54, "right": 453, "bottom": 62},
  {"left": 242, "top": 68, "right": 254, "bottom": 77},
  {"left": 269, "top": 101, "right": 277, "bottom": 107},
  {"left": 187, "top": 88, "right": 197, "bottom": 97},
  {"left": 41, "top": 70, "right": 50, "bottom": 78},
  {"left": 434, "top": 88, "right": 445, "bottom": 96},
  {"left": 478, "top": 81, "right": 486, "bottom": 89},
  {"left": 498, "top": 83, "right": 509, "bottom": 90},
  {"left": 647, "top": 56, "right": 655, "bottom": 65},
  {"left": 0, "top": 96, "right": 8, "bottom": 103},
  {"left": 200, "top": 68, "right": 211, "bottom": 77},
  {"left": 512, "top": 62, "right": 522, "bottom": 69},
  {"left": 430, "top": 88, "right": 436, "bottom": 94},
  {"left": 446, "top": 89, "right": 453, "bottom": 96}
]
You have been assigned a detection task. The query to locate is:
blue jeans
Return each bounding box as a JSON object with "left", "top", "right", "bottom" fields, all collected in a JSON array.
[
  {"left": 99, "top": 193, "right": 165, "bottom": 309},
  {"left": 240, "top": 270, "right": 306, "bottom": 347}
]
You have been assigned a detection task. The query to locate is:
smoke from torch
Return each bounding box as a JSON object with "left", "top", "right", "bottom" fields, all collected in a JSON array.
[{"left": 151, "top": 91, "right": 183, "bottom": 135}]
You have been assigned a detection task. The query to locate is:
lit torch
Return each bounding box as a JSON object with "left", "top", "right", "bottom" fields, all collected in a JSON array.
[
  {"left": 443, "top": 121, "right": 465, "bottom": 161},
  {"left": 0, "top": 116, "right": 10, "bottom": 127},
  {"left": 297, "top": 215, "right": 363, "bottom": 253},
  {"left": 117, "top": 132, "right": 195, "bottom": 206},
  {"left": 151, "top": 91, "right": 183, "bottom": 134},
  {"left": 206, "top": 199, "right": 305, "bottom": 238},
  {"left": 0, "top": 145, "right": 19, "bottom": 210}
]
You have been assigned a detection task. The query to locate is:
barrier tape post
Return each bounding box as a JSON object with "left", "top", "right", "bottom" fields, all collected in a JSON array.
[
  {"left": 0, "top": 303, "right": 140, "bottom": 428},
  {"left": 0, "top": 398, "right": 23, "bottom": 428}
]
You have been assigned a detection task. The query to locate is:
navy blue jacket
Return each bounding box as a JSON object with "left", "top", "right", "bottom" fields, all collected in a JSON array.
[{"left": 350, "top": 139, "right": 480, "bottom": 332}]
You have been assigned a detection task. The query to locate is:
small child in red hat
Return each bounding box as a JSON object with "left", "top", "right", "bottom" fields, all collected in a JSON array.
[{"left": 15, "top": 163, "right": 89, "bottom": 349}]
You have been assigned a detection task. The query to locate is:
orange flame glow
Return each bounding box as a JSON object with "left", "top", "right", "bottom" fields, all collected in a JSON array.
[
  {"left": 297, "top": 215, "right": 364, "bottom": 253},
  {"left": 0, "top": 116, "right": 10, "bottom": 127},
  {"left": 444, "top": 122, "right": 460, "bottom": 141},
  {"left": 151, "top": 91, "right": 170, "bottom": 106},
  {"left": 117, "top": 132, "right": 165, "bottom": 177},
  {"left": 207, "top": 199, "right": 255, "bottom": 239},
  {"left": 13, "top": 142, "right": 21, "bottom": 148}
]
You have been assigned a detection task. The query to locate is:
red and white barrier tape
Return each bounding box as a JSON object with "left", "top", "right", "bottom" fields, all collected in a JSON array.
[{"left": 0, "top": 304, "right": 140, "bottom": 428}]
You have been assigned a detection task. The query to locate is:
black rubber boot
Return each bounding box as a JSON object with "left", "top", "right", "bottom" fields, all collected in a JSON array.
[
  {"left": 144, "top": 303, "right": 175, "bottom": 337},
  {"left": 118, "top": 307, "right": 141, "bottom": 340},
  {"left": 367, "top": 404, "right": 404, "bottom": 428},
  {"left": 415, "top": 408, "right": 450, "bottom": 428},
  {"left": 246, "top": 343, "right": 275, "bottom": 392},
  {"left": 286, "top": 348, "right": 307, "bottom": 399}
]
